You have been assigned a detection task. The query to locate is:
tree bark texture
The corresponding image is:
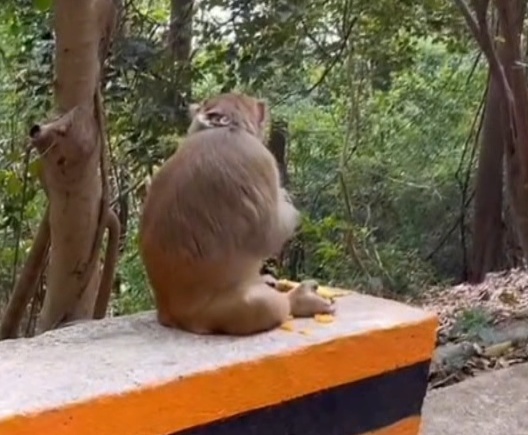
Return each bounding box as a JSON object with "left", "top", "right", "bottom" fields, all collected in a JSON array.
[
  {"left": 455, "top": 0, "right": 528, "bottom": 272},
  {"left": 169, "top": 0, "right": 194, "bottom": 132},
  {"left": 469, "top": 76, "right": 504, "bottom": 283},
  {"left": 496, "top": 1, "right": 528, "bottom": 266},
  {"left": 31, "top": 0, "right": 118, "bottom": 332},
  {"left": 264, "top": 119, "right": 293, "bottom": 276},
  {"left": 268, "top": 119, "right": 290, "bottom": 186}
]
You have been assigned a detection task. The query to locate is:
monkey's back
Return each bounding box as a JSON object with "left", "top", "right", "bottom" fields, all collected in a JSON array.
[{"left": 139, "top": 127, "right": 281, "bottom": 314}]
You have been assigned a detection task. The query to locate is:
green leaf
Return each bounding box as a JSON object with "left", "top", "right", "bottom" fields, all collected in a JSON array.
[
  {"left": 28, "top": 159, "right": 43, "bottom": 178},
  {"left": 33, "top": 0, "right": 52, "bottom": 12},
  {"left": 5, "top": 173, "right": 22, "bottom": 196}
]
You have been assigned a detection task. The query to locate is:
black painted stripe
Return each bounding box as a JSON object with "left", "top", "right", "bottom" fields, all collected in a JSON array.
[{"left": 168, "top": 360, "right": 430, "bottom": 435}]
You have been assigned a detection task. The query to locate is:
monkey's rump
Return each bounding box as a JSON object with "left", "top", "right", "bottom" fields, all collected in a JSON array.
[{"left": 138, "top": 125, "right": 284, "bottom": 332}]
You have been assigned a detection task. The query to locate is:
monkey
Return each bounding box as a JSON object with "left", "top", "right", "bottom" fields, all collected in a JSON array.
[{"left": 138, "top": 92, "right": 335, "bottom": 335}]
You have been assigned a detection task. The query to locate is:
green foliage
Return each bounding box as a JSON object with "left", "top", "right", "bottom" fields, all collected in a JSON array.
[
  {"left": 113, "top": 233, "right": 154, "bottom": 315},
  {"left": 263, "top": 38, "right": 485, "bottom": 295},
  {"left": 451, "top": 307, "right": 493, "bottom": 339},
  {"left": 0, "top": 0, "right": 487, "bottom": 316},
  {"left": 33, "top": 0, "right": 52, "bottom": 12}
]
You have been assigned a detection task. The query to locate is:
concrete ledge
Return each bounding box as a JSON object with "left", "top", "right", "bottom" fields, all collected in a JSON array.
[{"left": 0, "top": 291, "right": 437, "bottom": 435}]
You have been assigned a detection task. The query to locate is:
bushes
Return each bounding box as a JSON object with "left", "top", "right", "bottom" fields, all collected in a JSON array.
[{"left": 273, "top": 39, "right": 486, "bottom": 296}]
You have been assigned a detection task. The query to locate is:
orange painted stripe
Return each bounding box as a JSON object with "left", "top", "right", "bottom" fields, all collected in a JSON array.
[
  {"left": 363, "top": 416, "right": 421, "bottom": 435},
  {"left": 0, "top": 317, "right": 437, "bottom": 435}
]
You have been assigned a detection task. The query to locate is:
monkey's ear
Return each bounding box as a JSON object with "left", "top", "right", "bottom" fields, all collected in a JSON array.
[
  {"left": 188, "top": 103, "right": 201, "bottom": 118},
  {"left": 255, "top": 99, "right": 269, "bottom": 129}
]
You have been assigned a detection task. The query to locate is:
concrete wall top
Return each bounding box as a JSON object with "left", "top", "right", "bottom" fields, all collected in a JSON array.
[{"left": 0, "top": 291, "right": 437, "bottom": 435}]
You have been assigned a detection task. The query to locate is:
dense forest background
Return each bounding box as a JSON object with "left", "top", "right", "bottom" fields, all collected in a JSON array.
[{"left": 0, "top": 0, "right": 527, "bottom": 335}]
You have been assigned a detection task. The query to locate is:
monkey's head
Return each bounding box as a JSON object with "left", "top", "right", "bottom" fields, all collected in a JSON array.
[{"left": 188, "top": 92, "right": 269, "bottom": 142}]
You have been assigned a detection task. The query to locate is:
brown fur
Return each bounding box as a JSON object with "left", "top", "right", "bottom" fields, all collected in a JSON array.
[{"left": 139, "top": 92, "right": 334, "bottom": 335}]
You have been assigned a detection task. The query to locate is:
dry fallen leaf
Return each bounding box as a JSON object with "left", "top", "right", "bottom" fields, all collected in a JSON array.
[
  {"left": 483, "top": 341, "right": 512, "bottom": 358},
  {"left": 498, "top": 290, "right": 519, "bottom": 306}
]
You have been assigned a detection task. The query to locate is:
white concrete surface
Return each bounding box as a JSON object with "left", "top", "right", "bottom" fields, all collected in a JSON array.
[
  {"left": 0, "top": 293, "right": 433, "bottom": 419},
  {"left": 422, "top": 363, "right": 528, "bottom": 435}
]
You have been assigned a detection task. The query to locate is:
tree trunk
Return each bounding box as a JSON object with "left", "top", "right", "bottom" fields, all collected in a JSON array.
[
  {"left": 169, "top": 0, "right": 194, "bottom": 133},
  {"left": 502, "top": 179, "right": 524, "bottom": 268},
  {"left": 455, "top": 0, "right": 528, "bottom": 271},
  {"left": 263, "top": 119, "right": 293, "bottom": 277},
  {"left": 268, "top": 119, "right": 290, "bottom": 186},
  {"left": 31, "top": 0, "right": 118, "bottom": 332},
  {"left": 496, "top": 1, "right": 528, "bottom": 267},
  {"left": 469, "top": 75, "right": 504, "bottom": 283}
]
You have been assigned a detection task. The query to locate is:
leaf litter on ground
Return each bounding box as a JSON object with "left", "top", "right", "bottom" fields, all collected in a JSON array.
[{"left": 412, "top": 268, "right": 528, "bottom": 389}]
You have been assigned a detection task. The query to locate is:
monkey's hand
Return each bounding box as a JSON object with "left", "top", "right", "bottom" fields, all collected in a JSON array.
[{"left": 288, "top": 280, "right": 336, "bottom": 318}]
